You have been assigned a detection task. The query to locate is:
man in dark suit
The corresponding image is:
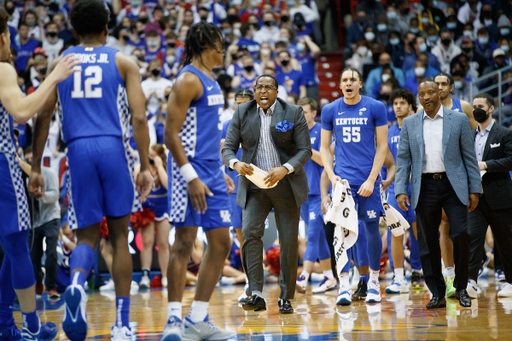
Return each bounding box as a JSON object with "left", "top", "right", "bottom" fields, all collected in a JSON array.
[
  {"left": 467, "top": 93, "right": 512, "bottom": 298},
  {"left": 222, "top": 75, "right": 312, "bottom": 314},
  {"left": 396, "top": 79, "right": 481, "bottom": 309}
]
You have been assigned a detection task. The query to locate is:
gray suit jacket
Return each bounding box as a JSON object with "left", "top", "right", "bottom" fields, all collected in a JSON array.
[
  {"left": 395, "top": 107, "right": 481, "bottom": 209},
  {"left": 222, "top": 97, "right": 312, "bottom": 208}
]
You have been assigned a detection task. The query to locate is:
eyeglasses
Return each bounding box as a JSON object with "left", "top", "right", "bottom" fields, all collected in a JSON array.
[{"left": 255, "top": 84, "right": 276, "bottom": 91}]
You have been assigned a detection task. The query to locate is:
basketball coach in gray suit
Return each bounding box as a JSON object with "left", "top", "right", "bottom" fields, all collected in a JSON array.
[
  {"left": 222, "top": 75, "right": 311, "bottom": 314},
  {"left": 395, "top": 79, "right": 481, "bottom": 309}
]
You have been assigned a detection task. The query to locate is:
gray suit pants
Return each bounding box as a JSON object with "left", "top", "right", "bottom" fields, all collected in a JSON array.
[{"left": 242, "top": 177, "right": 300, "bottom": 300}]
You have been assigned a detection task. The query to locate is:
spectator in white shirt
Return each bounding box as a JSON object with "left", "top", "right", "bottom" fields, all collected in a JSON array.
[
  {"left": 109, "top": 26, "right": 135, "bottom": 56},
  {"left": 141, "top": 60, "right": 174, "bottom": 117},
  {"left": 253, "top": 11, "right": 281, "bottom": 48},
  {"left": 42, "top": 22, "right": 64, "bottom": 65},
  {"left": 288, "top": 0, "right": 319, "bottom": 23},
  {"left": 458, "top": 0, "right": 481, "bottom": 25},
  {"left": 4, "top": 0, "right": 20, "bottom": 29},
  {"left": 431, "top": 29, "right": 462, "bottom": 73}
]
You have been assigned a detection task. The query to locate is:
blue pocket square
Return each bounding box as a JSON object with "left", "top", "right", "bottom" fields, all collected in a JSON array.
[{"left": 276, "top": 120, "right": 294, "bottom": 132}]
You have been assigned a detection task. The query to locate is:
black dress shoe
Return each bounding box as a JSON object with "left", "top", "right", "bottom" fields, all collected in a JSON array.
[
  {"left": 426, "top": 296, "right": 446, "bottom": 309},
  {"left": 278, "top": 299, "right": 294, "bottom": 314},
  {"left": 242, "top": 295, "right": 266, "bottom": 311},
  {"left": 456, "top": 289, "right": 472, "bottom": 307}
]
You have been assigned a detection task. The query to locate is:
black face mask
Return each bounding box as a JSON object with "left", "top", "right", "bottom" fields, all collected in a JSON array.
[
  {"left": 473, "top": 108, "right": 489, "bottom": 123},
  {"left": 151, "top": 69, "right": 161, "bottom": 77},
  {"left": 244, "top": 65, "right": 254, "bottom": 72},
  {"left": 357, "top": 16, "right": 366, "bottom": 24},
  {"left": 39, "top": 67, "right": 47, "bottom": 75},
  {"left": 403, "top": 8, "right": 410, "bottom": 15},
  {"left": 227, "top": 14, "right": 239, "bottom": 23},
  {"left": 441, "top": 38, "right": 451, "bottom": 46},
  {"left": 165, "top": 94, "right": 169, "bottom": 101},
  {"left": 200, "top": 16, "right": 208, "bottom": 21},
  {"left": 281, "top": 59, "right": 290, "bottom": 67},
  {"left": 264, "top": 20, "right": 274, "bottom": 27},
  {"left": 170, "top": 23, "right": 177, "bottom": 30},
  {"left": 252, "top": 23, "right": 259, "bottom": 30},
  {"left": 231, "top": 54, "right": 238, "bottom": 61},
  {"left": 378, "top": 93, "right": 390, "bottom": 102},
  {"left": 139, "top": 17, "right": 149, "bottom": 24},
  {"left": 168, "top": 42, "right": 176, "bottom": 48},
  {"left": 482, "top": 10, "right": 492, "bottom": 17},
  {"left": 6, "top": 7, "right": 14, "bottom": 15},
  {"left": 381, "top": 63, "right": 391, "bottom": 69},
  {"left": 149, "top": 158, "right": 155, "bottom": 165},
  {"left": 47, "top": 31, "right": 58, "bottom": 38},
  {"left": 122, "top": 35, "right": 130, "bottom": 42},
  {"left": 281, "top": 15, "right": 289, "bottom": 22},
  {"left": 138, "top": 30, "right": 145, "bottom": 36},
  {"left": 212, "top": 67, "right": 222, "bottom": 74},
  {"left": 462, "top": 47, "right": 472, "bottom": 54}
]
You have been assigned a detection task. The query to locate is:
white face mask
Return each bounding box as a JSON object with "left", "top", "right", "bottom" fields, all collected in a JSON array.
[
  {"left": 358, "top": 46, "right": 368, "bottom": 56},
  {"left": 166, "top": 56, "right": 175, "bottom": 65},
  {"left": 463, "top": 30, "right": 473, "bottom": 37},
  {"left": 260, "top": 48, "right": 271, "bottom": 56},
  {"left": 414, "top": 66, "right": 426, "bottom": 77},
  {"left": 382, "top": 74, "right": 391, "bottom": 82},
  {"left": 364, "top": 32, "right": 375, "bottom": 41},
  {"left": 233, "top": 28, "right": 241, "bottom": 37},
  {"left": 228, "top": 97, "right": 235, "bottom": 108}
]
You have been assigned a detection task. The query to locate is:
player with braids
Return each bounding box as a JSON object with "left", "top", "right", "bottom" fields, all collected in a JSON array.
[{"left": 161, "top": 21, "right": 236, "bottom": 341}]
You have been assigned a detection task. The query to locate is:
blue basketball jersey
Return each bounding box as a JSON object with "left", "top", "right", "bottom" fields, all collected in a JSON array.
[
  {"left": 304, "top": 123, "right": 322, "bottom": 196},
  {"left": 451, "top": 97, "right": 462, "bottom": 112},
  {"left": 58, "top": 46, "right": 130, "bottom": 143},
  {"left": 0, "top": 101, "right": 16, "bottom": 155},
  {"left": 322, "top": 96, "right": 388, "bottom": 186},
  {"left": 384, "top": 122, "right": 401, "bottom": 192},
  {"left": 176, "top": 65, "right": 225, "bottom": 163}
]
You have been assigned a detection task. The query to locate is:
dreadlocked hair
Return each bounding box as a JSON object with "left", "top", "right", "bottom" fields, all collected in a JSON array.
[{"left": 183, "top": 21, "right": 225, "bottom": 68}]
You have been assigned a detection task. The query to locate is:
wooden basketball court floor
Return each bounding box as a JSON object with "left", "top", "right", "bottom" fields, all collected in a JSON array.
[{"left": 18, "top": 277, "right": 512, "bottom": 341}]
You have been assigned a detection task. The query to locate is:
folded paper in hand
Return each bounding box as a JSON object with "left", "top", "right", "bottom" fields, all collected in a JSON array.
[{"left": 245, "top": 164, "right": 278, "bottom": 189}]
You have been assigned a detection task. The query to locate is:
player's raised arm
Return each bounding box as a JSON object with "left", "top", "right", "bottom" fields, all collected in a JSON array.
[
  {"left": 117, "top": 53, "right": 152, "bottom": 201},
  {"left": 0, "top": 55, "right": 80, "bottom": 124}
]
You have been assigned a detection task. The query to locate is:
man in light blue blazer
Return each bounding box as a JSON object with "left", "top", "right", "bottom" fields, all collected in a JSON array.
[{"left": 395, "top": 79, "right": 481, "bottom": 309}]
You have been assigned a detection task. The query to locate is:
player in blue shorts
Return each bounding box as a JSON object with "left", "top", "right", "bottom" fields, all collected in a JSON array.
[
  {"left": 417, "top": 73, "right": 477, "bottom": 297},
  {"left": 161, "top": 21, "right": 235, "bottom": 341},
  {"left": 321, "top": 67, "right": 389, "bottom": 305},
  {"left": 295, "top": 97, "right": 337, "bottom": 295},
  {"left": 29, "top": 2, "right": 153, "bottom": 340},
  {"left": 0, "top": 9, "right": 78, "bottom": 341},
  {"left": 384, "top": 88, "right": 423, "bottom": 294}
]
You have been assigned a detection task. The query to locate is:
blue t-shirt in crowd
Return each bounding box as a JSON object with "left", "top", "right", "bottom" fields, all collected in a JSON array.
[
  {"left": 296, "top": 52, "right": 317, "bottom": 86},
  {"left": 276, "top": 69, "right": 306, "bottom": 96},
  {"left": 13, "top": 38, "right": 40, "bottom": 72},
  {"left": 237, "top": 37, "right": 260, "bottom": 58},
  {"left": 304, "top": 123, "right": 323, "bottom": 196},
  {"left": 222, "top": 119, "right": 241, "bottom": 193},
  {"left": 321, "top": 96, "right": 388, "bottom": 186}
]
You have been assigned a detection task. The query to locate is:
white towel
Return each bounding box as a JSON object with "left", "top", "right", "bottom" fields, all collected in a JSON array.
[
  {"left": 382, "top": 201, "right": 410, "bottom": 237},
  {"left": 323, "top": 180, "right": 358, "bottom": 277}
]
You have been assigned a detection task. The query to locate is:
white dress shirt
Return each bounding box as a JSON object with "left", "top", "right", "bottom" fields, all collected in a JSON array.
[
  {"left": 474, "top": 120, "right": 494, "bottom": 162},
  {"left": 423, "top": 105, "right": 445, "bottom": 173}
]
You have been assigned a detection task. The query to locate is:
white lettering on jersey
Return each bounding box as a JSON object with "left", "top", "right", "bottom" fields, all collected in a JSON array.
[
  {"left": 220, "top": 210, "right": 232, "bottom": 223},
  {"left": 391, "top": 136, "right": 400, "bottom": 144},
  {"left": 311, "top": 137, "right": 316, "bottom": 144},
  {"left": 208, "top": 94, "right": 224, "bottom": 106},
  {"left": 367, "top": 210, "right": 377, "bottom": 219},
  {"left": 74, "top": 53, "right": 97, "bottom": 63},
  {"left": 309, "top": 211, "right": 316, "bottom": 221},
  {"left": 335, "top": 117, "right": 369, "bottom": 126},
  {"left": 97, "top": 53, "right": 109, "bottom": 63}
]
